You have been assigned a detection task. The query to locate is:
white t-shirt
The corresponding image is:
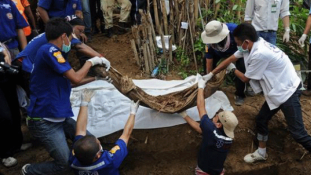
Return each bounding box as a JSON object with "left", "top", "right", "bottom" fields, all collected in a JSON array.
[{"left": 234, "top": 37, "right": 300, "bottom": 110}]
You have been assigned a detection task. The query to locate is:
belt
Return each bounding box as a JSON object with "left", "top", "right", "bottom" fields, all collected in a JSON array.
[
  {"left": 26, "top": 116, "right": 43, "bottom": 121},
  {"left": 260, "top": 30, "right": 276, "bottom": 33}
]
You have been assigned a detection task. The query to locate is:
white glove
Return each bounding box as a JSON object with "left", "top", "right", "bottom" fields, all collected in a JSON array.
[
  {"left": 179, "top": 111, "right": 188, "bottom": 119},
  {"left": 226, "top": 63, "right": 236, "bottom": 74},
  {"left": 87, "top": 57, "right": 111, "bottom": 71},
  {"left": 203, "top": 72, "right": 214, "bottom": 82},
  {"left": 282, "top": 27, "right": 290, "bottom": 43},
  {"left": 87, "top": 56, "right": 101, "bottom": 66},
  {"left": 197, "top": 74, "right": 207, "bottom": 89},
  {"left": 100, "top": 57, "right": 111, "bottom": 71},
  {"left": 130, "top": 100, "right": 140, "bottom": 115},
  {"left": 95, "top": 76, "right": 113, "bottom": 83},
  {"left": 298, "top": 34, "right": 307, "bottom": 47},
  {"left": 81, "top": 89, "right": 95, "bottom": 106}
]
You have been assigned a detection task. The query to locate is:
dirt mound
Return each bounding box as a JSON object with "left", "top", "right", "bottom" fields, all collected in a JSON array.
[{"left": 1, "top": 33, "right": 311, "bottom": 175}]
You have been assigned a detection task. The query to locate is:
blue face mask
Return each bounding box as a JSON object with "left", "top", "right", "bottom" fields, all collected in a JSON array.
[
  {"left": 62, "top": 35, "right": 71, "bottom": 53},
  {"left": 237, "top": 40, "right": 249, "bottom": 53}
]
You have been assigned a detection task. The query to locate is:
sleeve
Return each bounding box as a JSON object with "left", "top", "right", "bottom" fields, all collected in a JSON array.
[
  {"left": 109, "top": 139, "right": 128, "bottom": 168},
  {"left": 76, "top": 0, "right": 82, "bottom": 11},
  {"left": 244, "top": 53, "right": 269, "bottom": 80},
  {"left": 279, "top": 0, "right": 290, "bottom": 19},
  {"left": 10, "top": 1, "right": 28, "bottom": 29},
  {"left": 21, "top": 0, "right": 30, "bottom": 7},
  {"left": 43, "top": 48, "right": 72, "bottom": 74},
  {"left": 200, "top": 114, "right": 215, "bottom": 135},
  {"left": 38, "top": 0, "right": 52, "bottom": 10},
  {"left": 244, "top": 0, "right": 254, "bottom": 21},
  {"left": 233, "top": 50, "right": 243, "bottom": 59},
  {"left": 205, "top": 45, "right": 215, "bottom": 59},
  {"left": 71, "top": 38, "right": 82, "bottom": 46}
]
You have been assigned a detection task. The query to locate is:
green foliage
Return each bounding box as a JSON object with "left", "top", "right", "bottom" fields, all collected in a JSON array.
[{"left": 176, "top": 46, "right": 190, "bottom": 66}]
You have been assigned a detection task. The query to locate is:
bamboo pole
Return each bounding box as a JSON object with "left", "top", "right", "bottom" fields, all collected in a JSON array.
[
  {"left": 130, "top": 39, "right": 140, "bottom": 66},
  {"left": 169, "top": 0, "right": 175, "bottom": 44},
  {"left": 169, "top": 36, "right": 173, "bottom": 62},
  {"left": 161, "top": 0, "right": 169, "bottom": 35},
  {"left": 142, "top": 44, "right": 150, "bottom": 73},
  {"left": 187, "top": 5, "right": 198, "bottom": 72},
  {"left": 213, "top": 2, "right": 221, "bottom": 19},
  {"left": 194, "top": 0, "right": 198, "bottom": 24},
  {"left": 236, "top": 0, "right": 242, "bottom": 21},
  {"left": 147, "top": 0, "right": 150, "bottom": 13},
  {"left": 153, "top": 0, "right": 160, "bottom": 34}
]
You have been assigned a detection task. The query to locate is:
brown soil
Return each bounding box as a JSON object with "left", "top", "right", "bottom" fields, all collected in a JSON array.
[{"left": 2, "top": 32, "right": 311, "bottom": 175}]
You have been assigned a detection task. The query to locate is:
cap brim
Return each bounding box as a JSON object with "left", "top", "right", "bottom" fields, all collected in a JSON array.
[
  {"left": 201, "top": 24, "right": 230, "bottom": 44},
  {"left": 223, "top": 127, "right": 234, "bottom": 139}
]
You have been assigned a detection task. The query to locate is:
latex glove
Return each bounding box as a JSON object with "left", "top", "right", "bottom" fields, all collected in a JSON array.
[
  {"left": 197, "top": 74, "right": 207, "bottom": 89},
  {"left": 226, "top": 63, "right": 236, "bottom": 74},
  {"left": 81, "top": 89, "right": 95, "bottom": 106},
  {"left": 298, "top": 34, "right": 307, "bottom": 47},
  {"left": 130, "top": 100, "right": 140, "bottom": 115},
  {"left": 203, "top": 72, "right": 214, "bottom": 82},
  {"left": 87, "top": 56, "right": 101, "bottom": 66},
  {"left": 100, "top": 57, "right": 111, "bottom": 71},
  {"left": 95, "top": 76, "right": 113, "bottom": 83},
  {"left": 179, "top": 111, "right": 188, "bottom": 119},
  {"left": 282, "top": 27, "right": 290, "bottom": 43}
]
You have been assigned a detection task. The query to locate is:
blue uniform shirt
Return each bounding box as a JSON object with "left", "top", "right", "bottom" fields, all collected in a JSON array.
[
  {"left": 198, "top": 114, "right": 232, "bottom": 174},
  {"left": 205, "top": 23, "right": 238, "bottom": 64},
  {"left": 0, "top": 0, "right": 28, "bottom": 49},
  {"left": 15, "top": 33, "right": 81, "bottom": 73},
  {"left": 66, "top": 0, "right": 82, "bottom": 17},
  {"left": 38, "top": 0, "right": 82, "bottom": 18},
  {"left": 70, "top": 136, "right": 128, "bottom": 175},
  {"left": 27, "top": 43, "right": 73, "bottom": 118}
]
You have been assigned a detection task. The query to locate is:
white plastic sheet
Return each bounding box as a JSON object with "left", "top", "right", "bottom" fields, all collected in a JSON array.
[{"left": 70, "top": 76, "right": 233, "bottom": 138}]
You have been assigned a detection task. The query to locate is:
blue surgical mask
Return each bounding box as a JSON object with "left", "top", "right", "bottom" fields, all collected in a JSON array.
[
  {"left": 62, "top": 35, "right": 71, "bottom": 53},
  {"left": 237, "top": 40, "right": 249, "bottom": 53}
]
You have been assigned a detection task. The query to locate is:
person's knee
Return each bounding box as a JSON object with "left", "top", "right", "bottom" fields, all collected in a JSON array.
[
  {"left": 257, "top": 133, "right": 268, "bottom": 142},
  {"left": 123, "top": 0, "right": 132, "bottom": 10}
]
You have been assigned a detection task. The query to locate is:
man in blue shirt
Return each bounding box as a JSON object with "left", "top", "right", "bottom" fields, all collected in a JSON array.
[
  {"left": 180, "top": 75, "right": 238, "bottom": 175},
  {"left": 69, "top": 89, "right": 139, "bottom": 175},
  {"left": 14, "top": 15, "right": 106, "bottom": 95},
  {"left": 37, "top": 0, "right": 82, "bottom": 23},
  {"left": 20, "top": 18, "right": 110, "bottom": 175},
  {"left": 0, "top": 0, "right": 29, "bottom": 168},
  {"left": 201, "top": 20, "right": 249, "bottom": 106}
]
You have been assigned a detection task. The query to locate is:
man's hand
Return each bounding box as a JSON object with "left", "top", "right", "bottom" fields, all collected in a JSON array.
[
  {"left": 179, "top": 111, "right": 188, "bottom": 119},
  {"left": 197, "top": 74, "right": 207, "bottom": 89},
  {"left": 87, "top": 57, "right": 110, "bottom": 71},
  {"left": 81, "top": 89, "right": 95, "bottom": 106},
  {"left": 298, "top": 34, "right": 307, "bottom": 47},
  {"left": 80, "top": 33, "right": 88, "bottom": 43},
  {"left": 130, "top": 100, "right": 140, "bottom": 115},
  {"left": 226, "top": 63, "right": 236, "bottom": 74},
  {"left": 283, "top": 27, "right": 290, "bottom": 43},
  {"left": 95, "top": 76, "right": 113, "bottom": 83},
  {"left": 203, "top": 72, "right": 213, "bottom": 82}
]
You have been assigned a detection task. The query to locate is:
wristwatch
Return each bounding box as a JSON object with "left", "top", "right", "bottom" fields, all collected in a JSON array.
[{"left": 231, "top": 68, "right": 236, "bottom": 73}]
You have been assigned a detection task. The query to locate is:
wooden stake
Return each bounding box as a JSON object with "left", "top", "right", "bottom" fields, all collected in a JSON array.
[
  {"left": 153, "top": 0, "right": 160, "bottom": 34},
  {"left": 161, "top": 0, "right": 169, "bottom": 35},
  {"left": 131, "top": 39, "right": 140, "bottom": 66},
  {"left": 169, "top": 36, "right": 173, "bottom": 63},
  {"left": 142, "top": 44, "right": 150, "bottom": 73},
  {"left": 194, "top": 0, "right": 198, "bottom": 23},
  {"left": 187, "top": 6, "right": 198, "bottom": 72}
]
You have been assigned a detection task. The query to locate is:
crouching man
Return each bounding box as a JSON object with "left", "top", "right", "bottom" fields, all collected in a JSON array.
[
  {"left": 180, "top": 75, "right": 238, "bottom": 175},
  {"left": 70, "top": 89, "right": 140, "bottom": 175}
]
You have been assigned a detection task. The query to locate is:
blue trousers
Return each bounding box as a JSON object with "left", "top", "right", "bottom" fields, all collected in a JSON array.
[
  {"left": 25, "top": 118, "right": 76, "bottom": 175},
  {"left": 256, "top": 84, "right": 311, "bottom": 152},
  {"left": 82, "top": 0, "right": 92, "bottom": 33},
  {"left": 257, "top": 31, "right": 277, "bottom": 45}
]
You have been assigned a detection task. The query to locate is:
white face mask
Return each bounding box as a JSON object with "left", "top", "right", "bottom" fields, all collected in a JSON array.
[{"left": 237, "top": 40, "right": 249, "bottom": 53}]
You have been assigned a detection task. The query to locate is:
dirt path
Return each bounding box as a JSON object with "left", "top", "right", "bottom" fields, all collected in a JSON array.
[{"left": 2, "top": 32, "right": 311, "bottom": 175}]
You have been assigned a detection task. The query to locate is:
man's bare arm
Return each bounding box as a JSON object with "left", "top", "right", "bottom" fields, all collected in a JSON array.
[
  {"left": 119, "top": 101, "right": 139, "bottom": 145},
  {"left": 16, "top": 29, "right": 27, "bottom": 50},
  {"left": 212, "top": 54, "right": 238, "bottom": 75},
  {"left": 37, "top": 7, "right": 49, "bottom": 23},
  {"left": 74, "top": 43, "right": 102, "bottom": 58}
]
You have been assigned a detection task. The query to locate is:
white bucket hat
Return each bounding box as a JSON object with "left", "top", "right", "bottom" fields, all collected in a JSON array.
[
  {"left": 201, "top": 20, "right": 230, "bottom": 44},
  {"left": 218, "top": 111, "right": 238, "bottom": 139}
]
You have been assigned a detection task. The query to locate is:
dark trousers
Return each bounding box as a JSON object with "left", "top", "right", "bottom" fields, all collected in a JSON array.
[
  {"left": 0, "top": 80, "right": 23, "bottom": 158},
  {"left": 204, "top": 57, "right": 246, "bottom": 98},
  {"left": 90, "top": 0, "right": 104, "bottom": 31},
  {"left": 256, "top": 84, "right": 311, "bottom": 152},
  {"left": 307, "top": 44, "right": 311, "bottom": 90}
]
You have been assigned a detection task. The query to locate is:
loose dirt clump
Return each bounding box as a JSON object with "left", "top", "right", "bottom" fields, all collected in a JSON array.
[{"left": 1, "top": 33, "right": 311, "bottom": 175}]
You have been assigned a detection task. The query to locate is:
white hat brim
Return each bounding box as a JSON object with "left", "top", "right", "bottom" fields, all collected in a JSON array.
[{"left": 201, "top": 24, "right": 230, "bottom": 44}]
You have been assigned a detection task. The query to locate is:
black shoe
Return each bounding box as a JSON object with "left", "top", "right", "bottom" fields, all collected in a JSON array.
[
  {"left": 117, "top": 22, "right": 130, "bottom": 34},
  {"left": 106, "top": 28, "right": 113, "bottom": 38},
  {"left": 234, "top": 95, "right": 244, "bottom": 106},
  {"left": 100, "top": 23, "right": 106, "bottom": 34}
]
